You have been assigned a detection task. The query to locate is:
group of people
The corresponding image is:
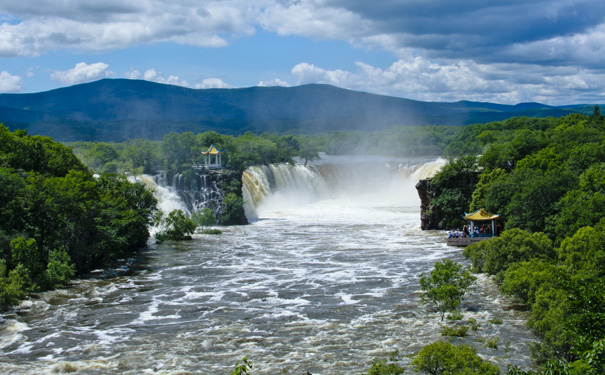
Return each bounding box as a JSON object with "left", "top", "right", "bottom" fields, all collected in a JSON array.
[{"left": 448, "top": 224, "right": 499, "bottom": 238}]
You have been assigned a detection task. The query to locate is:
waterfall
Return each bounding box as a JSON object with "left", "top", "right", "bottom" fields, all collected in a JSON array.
[{"left": 242, "top": 156, "right": 445, "bottom": 220}]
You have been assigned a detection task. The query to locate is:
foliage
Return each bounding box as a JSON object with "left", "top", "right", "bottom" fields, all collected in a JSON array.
[
  {"left": 412, "top": 341, "right": 500, "bottom": 375},
  {"left": 441, "top": 325, "right": 469, "bottom": 337},
  {"left": 44, "top": 249, "right": 76, "bottom": 289},
  {"left": 446, "top": 311, "right": 464, "bottom": 321},
  {"left": 0, "top": 125, "right": 157, "bottom": 310},
  {"left": 366, "top": 357, "right": 405, "bottom": 375},
  {"left": 500, "top": 260, "right": 559, "bottom": 306},
  {"left": 419, "top": 259, "right": 476, "bottom": 320},
  {"left": 429, "top": 155, "right": 480, "bottom": 228},
  {"left": 486, "top": 337, "right": 500, "bottom": 349},
  {"left": 230, "top": 357, "right": 252, "bottom": 375},
  {"left": 155, "top": 209, "right": 197, "bottom": 241},
  {"left": 463, "top": 229, "right": 555, "bottom": 280},
  {"left": 191, "top": 207, "right": 218, "bottom": 233},
  {"left": 220, "top": 193, "right": 247, "bottom": 225}
]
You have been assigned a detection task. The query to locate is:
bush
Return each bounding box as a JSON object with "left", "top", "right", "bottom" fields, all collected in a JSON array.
[
  {"left": 412, "top": 341, "right": 500, "bottom": 375},
  {"left": 156, "top": 209, "right": 197, "bottom": 241},
  {"left": 464, "top": 228, "right": 555, "bottom": 280},
  {"left": 220, "top": 193, "right": 247, "bottom": 225},
  {"left": 419, "top": 259, "right": 476, "bottom": 320},
  {"left": 486, "top": 336, "right": 500, "bottom": 349},
  {"left": 366, "top": 358, "right": 405, "bottom": 375},
  {"left": 441, "top": 325, "right": 469, "bottom": 337}
]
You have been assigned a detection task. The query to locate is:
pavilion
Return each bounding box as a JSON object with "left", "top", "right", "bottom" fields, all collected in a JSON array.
[
  {"left": 447, "top": 208, "right": 500, "bottom": 247},
  {"left": 464, "top": 208, "right": 500, "bottom": 237},
  {"left": 201, "top": 144, "right": 224, "bottom": 169}
]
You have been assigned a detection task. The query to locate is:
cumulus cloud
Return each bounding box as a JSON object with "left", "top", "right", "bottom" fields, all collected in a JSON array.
[
  {"left": 290, "top": 58, "right": 605, "bottom": 105},
  {"left": 50, "top": 62, "right": 114, "bottom": 85},
  {"left": 137, "top": 68, "right": 232, "bottom": 89},
  {"left": 194, "top": 78, "right": 232, "bottom": 89},
  {"left": 0, "top": 0, "right": 258, "bottom": 56},
  {"left": 257, "top": 78, "right": 290, "bottom": 87},
  {"left": 0, "top": 71, "right": 23, "bottom": 92}
]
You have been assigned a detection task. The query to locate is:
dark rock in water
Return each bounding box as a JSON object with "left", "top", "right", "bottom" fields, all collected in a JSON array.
[
  {"left": 155, "top": 168, "right": 248, "bottom": 225},
  {"left": 415, "top": 178, "right": 443, "bottom": 230},
  {"left": 302, "top": 372, "right": 312, "bottom": 375}
]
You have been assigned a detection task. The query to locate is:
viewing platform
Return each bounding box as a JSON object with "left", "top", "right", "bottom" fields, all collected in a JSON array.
[{"left": 446, "top": 208, "right": 500, "bottom": 247}]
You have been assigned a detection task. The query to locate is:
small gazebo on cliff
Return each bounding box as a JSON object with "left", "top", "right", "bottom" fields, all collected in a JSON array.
[{"left": 201, "top": 144, "right": 224, "bottom": 169}]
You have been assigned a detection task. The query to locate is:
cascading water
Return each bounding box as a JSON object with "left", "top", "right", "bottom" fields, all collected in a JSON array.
[
  {"left": 0, "top": 155, "right": 538, "bottom": 375},
  {"left": 242, "top": 155, "right": 446, "bottom": 220}
]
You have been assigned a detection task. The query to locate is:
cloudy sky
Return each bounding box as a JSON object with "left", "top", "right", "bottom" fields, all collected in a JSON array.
[{"left": 1, "top": 0, "right": 604, "bottom": 105}]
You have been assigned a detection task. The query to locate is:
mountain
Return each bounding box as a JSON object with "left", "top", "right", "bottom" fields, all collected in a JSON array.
[{"left": 0, "top": 79, "right": 595, "bottom": 142}]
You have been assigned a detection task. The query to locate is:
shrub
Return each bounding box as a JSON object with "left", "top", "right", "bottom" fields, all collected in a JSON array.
[
  {"left": 441, "top": 325, "right": 469, "bottom": 337},
  {"left": 419, "top": 259, "right": 476, "bottom": 320},
  {"left": 412, "top": 341, "right": 500, "bottom": 375}
]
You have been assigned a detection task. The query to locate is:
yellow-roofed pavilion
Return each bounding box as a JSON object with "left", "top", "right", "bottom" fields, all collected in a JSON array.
[
  {"left": 201, "top": 144, "right": 224, "bottom": 169},
  {"left": 463, "top": 208, "right": 499, "bottom": 238}
]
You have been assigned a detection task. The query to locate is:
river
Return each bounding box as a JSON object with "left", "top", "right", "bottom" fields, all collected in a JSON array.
[{"left": 0, "top": 155, "right": 536, "bottom": 374}]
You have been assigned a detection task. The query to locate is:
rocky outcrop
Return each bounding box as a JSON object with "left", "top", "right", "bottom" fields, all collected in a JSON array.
[
  {"left": 155, "top": 168, "right": 248, "bottom": 225},
  {"left": 415, "top": 178, "right": 443, "bottom": 230}
]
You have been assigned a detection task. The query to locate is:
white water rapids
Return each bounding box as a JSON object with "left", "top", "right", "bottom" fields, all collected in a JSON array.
[{"left": 0, "top": 155, "right": 538, "bottom": 374}]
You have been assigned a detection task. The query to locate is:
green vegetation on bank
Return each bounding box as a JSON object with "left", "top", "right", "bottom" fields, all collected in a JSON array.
[
  {"left": 68, "top": 126, "right": 465, "bottom": 177},
  {"left": 0, "top": 125, "right": 157, "bottom": 310},
  {"left": 423, "top": 108, "right": 605, "bottom": 374}
]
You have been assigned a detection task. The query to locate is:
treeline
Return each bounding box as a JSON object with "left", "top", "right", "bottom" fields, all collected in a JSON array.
[
  {"left": 0, "top": 125, "right": 157, "bottom": 310},
  {"left": 70, "top": 131, "right": 320, "bottom": 175},
  {"left": 68, "top": 126, "right": 460, "bottom": 176},
  {"left": 424, "top": 108, "right": 605, "bottom": 374}
]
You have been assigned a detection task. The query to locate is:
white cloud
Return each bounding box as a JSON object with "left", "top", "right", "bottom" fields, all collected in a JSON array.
[
  {"left": 257, "top": 78, "right": 289, "bottom": 87},
  {"left": 291, "top": 63, "right": 350, "bottom": 86},
  {"left": 0, "top": 0, "right": 259, "bottom": 56},
  {"left": 125, "top": 69, "right": 141, "bottom": 79},
  {"left": 194, "top": 78, "right": 232, "bottom": 89},
  {"left": 289, "top": 58, "right": 605, "bottom": 105},
  {"left": 50, "top": 62, "right": 114, "bottom": 85},
  {"left": 0, "top": 71, "right": 23, "bottom": 92},
  {"left": 139, "top": 68, "right": 232, "bottom": 89}
]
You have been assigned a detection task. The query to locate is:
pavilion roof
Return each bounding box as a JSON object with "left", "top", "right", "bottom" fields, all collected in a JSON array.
[
  {"left": 463, "top": 208, "right": 499, "bottom": 221},
  {"left": 201, "top": 144, "right": 223, "bottom": 155}
]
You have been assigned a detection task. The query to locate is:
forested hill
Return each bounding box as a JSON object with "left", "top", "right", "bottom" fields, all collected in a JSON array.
[{"left": 0, "top": 78, "right": 594, "bottom": 142}]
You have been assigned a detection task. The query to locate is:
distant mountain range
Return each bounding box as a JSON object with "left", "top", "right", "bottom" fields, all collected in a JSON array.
[{"left": 0, "top": 79, "right": 596, "bottom": 142}]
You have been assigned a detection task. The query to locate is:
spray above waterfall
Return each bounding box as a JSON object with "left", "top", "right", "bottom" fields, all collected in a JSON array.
[{"left": 242, "top": 155, "right": 445, "bottom": 220}]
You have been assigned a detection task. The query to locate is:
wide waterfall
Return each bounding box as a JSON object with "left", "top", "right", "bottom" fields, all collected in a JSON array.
[
  {"left": 242, "top": 155, "right": 445, "bottom": 220},
  {"left": 0, "top": 155, "right": 538, "bottom": 375}
]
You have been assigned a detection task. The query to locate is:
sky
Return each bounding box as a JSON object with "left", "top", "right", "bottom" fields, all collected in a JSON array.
[{"left": 1, "top": 0, "right": 604, "bottom": 105}]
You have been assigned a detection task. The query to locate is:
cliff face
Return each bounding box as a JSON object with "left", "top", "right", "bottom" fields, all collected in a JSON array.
[
  {"left": 157, "top": 168, "right": 248, "bottom": 225},
  {"left": 415, "top": 178, "right": 443, "bottom": 230}
]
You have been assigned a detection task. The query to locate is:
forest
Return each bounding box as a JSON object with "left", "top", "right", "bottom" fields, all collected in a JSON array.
[{"left": 422, "top": 108, "right": 605, "bottom": 374}]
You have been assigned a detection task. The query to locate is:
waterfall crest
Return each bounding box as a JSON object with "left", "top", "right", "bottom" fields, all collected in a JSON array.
[{"left": 242, "top": 156, "right": 445, "bottom": 219}]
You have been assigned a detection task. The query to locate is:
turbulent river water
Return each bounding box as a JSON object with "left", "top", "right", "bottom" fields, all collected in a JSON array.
[{"left": 0, "top": 155, "right": 537, "bottom": 374}]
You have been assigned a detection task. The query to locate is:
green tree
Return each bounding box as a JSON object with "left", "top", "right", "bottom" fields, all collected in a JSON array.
[
  {"left": 412, "top": 341, "right": 500, "bottom": 375},
  {"left": 220, "top": 193, "right": 247, "bottom": 225},
  {"left": 419, "top": 259, "right": 476, "bottom": 320},
  {"left": 155, "top": 209, "right": 197, "bottom": 241},
  {"left": 192, "top": 207, "right": 217, "bottom": 233},
  {"left": 0, "top": 261, "right": 32, "bottom": 309},
  {"left": 500, "top": 259, "right": 559, "bottom": 306},
  {"left": 463, "top": 229, "right": 555, "bottom": 280},
  {"left": 44, "top": 249, "right": 76, "bottom": 289}
]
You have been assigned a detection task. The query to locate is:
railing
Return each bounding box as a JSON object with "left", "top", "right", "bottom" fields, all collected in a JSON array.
[{"left": 192, "top": 164, "right": 222, "bottom": 170}]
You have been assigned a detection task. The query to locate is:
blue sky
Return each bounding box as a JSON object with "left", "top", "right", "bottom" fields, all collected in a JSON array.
[{"left": 1, "top": 0, "right": 604, "bottom": 105}]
